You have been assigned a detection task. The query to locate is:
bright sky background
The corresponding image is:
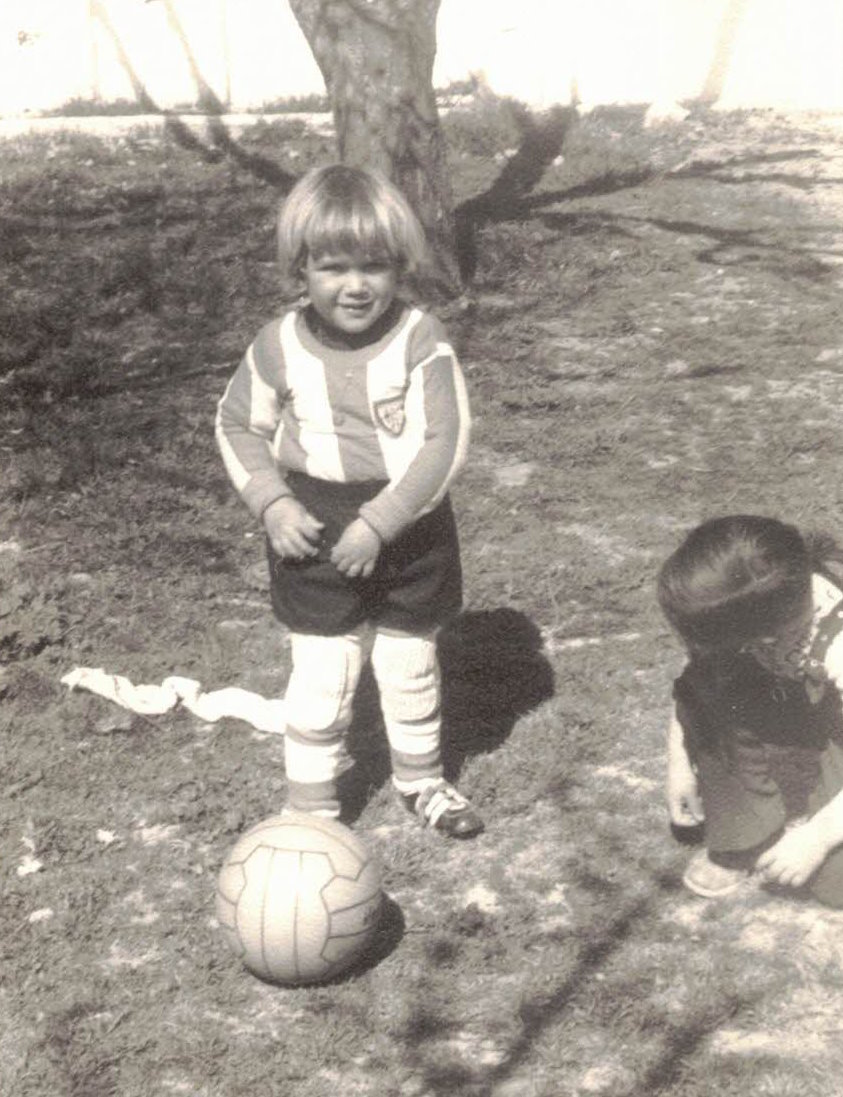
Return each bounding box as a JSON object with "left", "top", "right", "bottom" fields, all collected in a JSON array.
[{"left": 2, "top": 0, "right": 843, "bottom": 115}]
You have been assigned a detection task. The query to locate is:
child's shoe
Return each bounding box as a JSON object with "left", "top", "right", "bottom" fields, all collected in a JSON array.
[
  {"left": 682, "top": 849, "right": 749, "bottom": 898},
  {"left": 402, "top": 780, "right": 484, "bottom": 838}
]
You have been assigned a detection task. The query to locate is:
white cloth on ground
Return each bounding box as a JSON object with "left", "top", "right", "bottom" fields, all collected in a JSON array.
[{"left": 60, "top": 667, "right": 286, "bottom": 734}]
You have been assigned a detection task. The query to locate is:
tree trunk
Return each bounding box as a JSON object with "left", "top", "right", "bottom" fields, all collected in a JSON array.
[{"left": 289, "top": 0, "right": 460, "bottom": 296}]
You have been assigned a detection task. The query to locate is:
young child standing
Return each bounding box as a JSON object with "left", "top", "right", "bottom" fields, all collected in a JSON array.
[
  {"left": 658, "top": 514, "right": 843, "bottom": 906},
  {"left": 216, "top": 164, "right": 483, "bottom": 838}
]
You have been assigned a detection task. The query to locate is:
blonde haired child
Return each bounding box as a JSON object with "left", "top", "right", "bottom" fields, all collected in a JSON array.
[
  {"left": 216, "top": 165, "right": 483, "bottom": 837},
  {"left": 659, "top": 514, "right": 843, "bottom": 904},
  {"left": 275, "top": 163, "right": 428, "bottom": 291}
]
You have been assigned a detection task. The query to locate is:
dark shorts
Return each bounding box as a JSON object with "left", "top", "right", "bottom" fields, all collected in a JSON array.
[
  {"left": 267, "top": 472, "right": 462, "bottom": 636},
  {"left": 675, "top": 656, "right": 843, "bottom": 906}
]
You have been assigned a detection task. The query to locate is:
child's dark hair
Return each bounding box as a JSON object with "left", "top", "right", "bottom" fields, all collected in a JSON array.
[{"left": 657, "top": 515, "right": 843, "bottom": 651}]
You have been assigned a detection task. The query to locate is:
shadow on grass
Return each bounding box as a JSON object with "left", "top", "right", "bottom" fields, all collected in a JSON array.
[
  {"left": 399, "top": 893, "right": 653, "bottom": 1095},
  {"left": 339, "top": 608, "right": 554, "bottom": 821},
  {"left": 623, "top": 992, "right": 756, "bottom": 1097},
  {"left": 439, "top": 607, "right": 555, "bottom": 773},
  {"left": 399, "top": 884, "right": 762, "bottom": 1097},
  {"left": 454, "top": 105, "right": 577, "bottom": 282},
  {"left": 537, "top": 207, "right": 839, "bottom": 280},
  {"left": 670, "top": 823, "right": 707, "bottom": 857},
  {"left": 350, "top": 895, "right": 406, "bottom": 977},
  {"left": 243, "top": 896, "right": 405, "bottom": 990},
  {"left": 514, "top": 148, "right": 830, "bottom": 215},
  {"left": 91, "top": 0, "right": 296, "bottom": 193},
  {"left": 454, "top": 105, "right": 839, "bottom": 287}
]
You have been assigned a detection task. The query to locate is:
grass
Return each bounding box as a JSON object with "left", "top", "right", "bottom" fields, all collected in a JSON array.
[{"left": 4, "top": 100, "right": 843, "bottom": 1095}]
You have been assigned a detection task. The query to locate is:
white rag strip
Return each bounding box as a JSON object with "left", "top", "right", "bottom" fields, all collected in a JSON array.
[{"left": 60, "top": 667, "right": 286, "bottom": 734}]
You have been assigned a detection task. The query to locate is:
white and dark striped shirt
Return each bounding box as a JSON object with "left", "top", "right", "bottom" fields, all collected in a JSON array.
[{"left": 215, "top": 305, "right": 471, "bottom": 542}]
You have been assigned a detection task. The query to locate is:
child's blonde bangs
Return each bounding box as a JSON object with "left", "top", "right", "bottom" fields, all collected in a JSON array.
[{"left": 303, "top": 201, "right": 404, "bottom": 266}]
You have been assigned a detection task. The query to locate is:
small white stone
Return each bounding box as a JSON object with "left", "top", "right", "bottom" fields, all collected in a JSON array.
[
  {"left": 816, "top": 348, "right": 843, "bottom": 363},
  {"left": 664, "top": 359, "right": 690, "bottom": 377},
  {"left": 463, "top": 883, "right": 500, "bottom": 913},
  {"left": 494, "top": 462, "right": 535, "bottom": 488},
  {"left": 17, "top": 855, "right": 43, "bottom": 877},
  {"left": 644, "top": 100, "right": 690, "bottom": 127}
]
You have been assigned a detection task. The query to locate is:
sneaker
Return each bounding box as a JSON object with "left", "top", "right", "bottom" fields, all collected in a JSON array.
[
  {"left": 403, "top": 780, "right": 485, "bottom": 838},
  {"left": 682, "top": 849, "right": 749, "bottom": 898}
]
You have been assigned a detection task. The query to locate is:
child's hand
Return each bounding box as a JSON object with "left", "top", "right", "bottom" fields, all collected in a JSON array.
[
  {"left": 263, "top": 496, "right": 324, "bottom": 559},
  {"left": 330, "top": 518, "right": 381, "bottom": 578},
  {"left": 756, "top": 822, "right": 830, "bottom": 889},
  {"left": 666, "top": 752, "right": 704, "bottom": 827}
]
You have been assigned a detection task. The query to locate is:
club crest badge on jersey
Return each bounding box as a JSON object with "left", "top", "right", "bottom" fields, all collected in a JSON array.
[{"left": 373, "top": 396, "right": 406, "bottom": 436}]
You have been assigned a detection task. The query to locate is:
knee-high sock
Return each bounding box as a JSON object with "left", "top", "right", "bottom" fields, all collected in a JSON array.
[
  {"left": 284, "top": 630, "right": 365, "bottom": 816},
  {"left": 370, "top": 629, "right": 443, "bottom": 794}
]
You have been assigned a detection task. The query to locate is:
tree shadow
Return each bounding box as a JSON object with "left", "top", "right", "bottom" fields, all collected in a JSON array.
[
  {"left": 673, "top": 146, "right": 824, "bottom": 177},
  {"left": 92, "top": 0, "right": 295, "bottom": 192},
  {"left": 451, "top": 110, "right": 838, "bottom": 297},
  {"left": 622, "top": 990, "right": 760, "bottom": 1097},
  {"left": 454, "top": 104, "right": 578, "bottom": 282},
  {"left": 519, "top": 146, "right": 830, "bottom": 216},
  {"left": 537, "top": 207, "right": 839, "bottom": 281},
  {"left": 466, "top": 142, "right": 833, "bottom": 242},
  {"left": 339, "top": 608, "right": 555, "bottom": 821},
  {"left": 393, "top": 881, "right": 763, "bottom": 1097}
]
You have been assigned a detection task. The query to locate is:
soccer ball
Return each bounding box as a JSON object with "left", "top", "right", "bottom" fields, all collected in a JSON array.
[{"left": 215, "top": 812, "right": 383, "bottom": 985}]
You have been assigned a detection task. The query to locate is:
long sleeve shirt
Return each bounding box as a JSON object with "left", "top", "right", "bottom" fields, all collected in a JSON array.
[{"left": 215, "top": 305, "right": 471, "bottom": 543}]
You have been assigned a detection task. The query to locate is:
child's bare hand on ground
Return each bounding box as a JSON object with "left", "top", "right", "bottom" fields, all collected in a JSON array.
[
  {"left": 263, "top": 497, "right": 324, "bottom": 559},
  {"left": 666, "top": 728, "right": 704, "bottom": 827},
  {"left": 331, "top": 518, "right": 381, "bottom": 578},
  {"left": 756, "top": 821, "right": 830, "bottom": 889},
  {"left": 666, "top": 767, "right": 704, "bottom": 827}
]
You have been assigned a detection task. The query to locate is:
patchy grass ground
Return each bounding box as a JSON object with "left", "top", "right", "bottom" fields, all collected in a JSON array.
[{"left": 4, "top": 102, "right": 843, "bottom": 1096}]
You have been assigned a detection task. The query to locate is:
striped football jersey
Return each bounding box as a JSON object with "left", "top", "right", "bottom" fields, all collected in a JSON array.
[{"left": 215, "top": 305, "right": 471, "bottom": 542}]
